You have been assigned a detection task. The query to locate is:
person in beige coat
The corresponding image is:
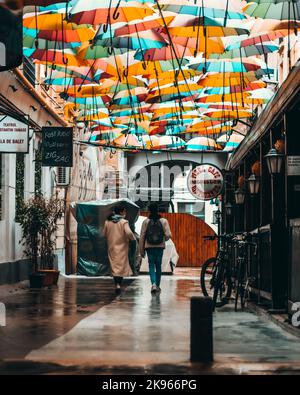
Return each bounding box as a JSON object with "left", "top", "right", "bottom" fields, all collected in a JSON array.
[
  {"left": 139, "top": 203, "right": 172, "bottom": 294},
  {"left": 103, "top": 205, "right": 136, "bottom": 294}
]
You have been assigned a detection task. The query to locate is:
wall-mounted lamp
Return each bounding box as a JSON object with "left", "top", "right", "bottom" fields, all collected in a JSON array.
[
  {"left": 234, "top": 187, "right": 246, "bottom": 205},
  {"left": 213, "top": 209, "right": 222, "bottom": 224},
  {"left": 265, "top": 148, "right": 284, "bottom": 175},
  {"left": 225, "top": 202, "right": 233, "bottom": 216},
  {"left": 30, "top": 105, "right": 37, "bottom": 112},
  {"left": 46, "top": 121, "right": 52, "bottom": 126},
  {"left": 247, "top": 174, "right": 260, "bottom": 195}
]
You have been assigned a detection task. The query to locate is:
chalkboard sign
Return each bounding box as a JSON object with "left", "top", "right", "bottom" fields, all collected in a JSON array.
[{"left": 42, "top": 127, "right": 73, "bottom": 167}]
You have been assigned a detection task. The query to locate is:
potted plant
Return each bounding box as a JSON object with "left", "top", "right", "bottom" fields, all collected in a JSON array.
[{"left": 18, "top": 195, "right": 64, "bottom": 288}]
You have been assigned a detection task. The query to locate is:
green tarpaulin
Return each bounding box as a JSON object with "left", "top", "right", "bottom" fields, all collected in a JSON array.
[{"left": 71, "top": 198, "right": 140, "bottom": 276}]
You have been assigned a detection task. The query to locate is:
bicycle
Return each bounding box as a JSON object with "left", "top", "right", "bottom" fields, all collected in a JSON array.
[
  {"left": 200, "top": 234, "right": 234, "bottom": 309},
  {"left": 232, "top": 234, "right": 257, "bottom": 311}
]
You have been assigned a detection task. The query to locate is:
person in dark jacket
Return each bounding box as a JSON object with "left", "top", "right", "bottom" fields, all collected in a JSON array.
[{"left": 139, "top": 203, "right": 172, "bottom": 293}]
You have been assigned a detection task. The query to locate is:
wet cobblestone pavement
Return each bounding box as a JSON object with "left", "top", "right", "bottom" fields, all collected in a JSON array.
[{"left": 1, "top": 270, "right": 300, "bottom": 374}]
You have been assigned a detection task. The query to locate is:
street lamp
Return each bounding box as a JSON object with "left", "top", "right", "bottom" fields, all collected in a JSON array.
[
  {"left": 212, "top": 209, "right": 222, "bottom": 224},
  {"left": 265, "top": 148, "right": 285, "bottom": 175},
  {"left": 215, "top": 209, "right": 222, "bottom": 223},
  {"left": 225, "top": 202, "right": 233, "bottom": 216},
  {"left": 234, "top": 187, "right": 245, "bottom": 205},
  {"left": 247, "top": 174, "right": 260, "bottom": 195}
]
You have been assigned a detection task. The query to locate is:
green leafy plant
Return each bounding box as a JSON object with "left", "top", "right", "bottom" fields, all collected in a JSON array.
[{"left": 18, "top": 195, "right": 64, "bottom": 272}]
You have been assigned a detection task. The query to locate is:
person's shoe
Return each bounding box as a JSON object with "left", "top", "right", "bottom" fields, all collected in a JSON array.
[
  {"left": 151, "top": 284, "right": 157, "bottom": 293},
  {"left": 156, "top": 286, "right": 161, "bottom": 293},
  {"left": 115, "top": 285, "right": 121, "bottom": 295}
]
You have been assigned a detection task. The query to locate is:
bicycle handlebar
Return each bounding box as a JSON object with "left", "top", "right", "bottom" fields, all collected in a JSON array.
[{"left": 203, "top": 233, "right": 257, "bottom": 247}]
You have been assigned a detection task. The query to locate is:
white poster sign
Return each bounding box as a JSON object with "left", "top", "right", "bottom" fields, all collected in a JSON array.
[
  {"left": 287, "top": 156, "right": 300, "bottom": 176},
  {"left": 0, "top": 115, "right": 29, "bottom": 153}
]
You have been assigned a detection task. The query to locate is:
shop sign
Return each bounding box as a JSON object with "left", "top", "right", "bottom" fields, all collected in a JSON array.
[
  {"left": 0, "top": 115, "right": 29, "bottom": 153},
  {"left": 187, "top": 164, "right": 224, "bottom": 201},
  {"left": 42, "top": 127, "right": 73, "bottom": 167},
  {"left": 287, "top": 156, "right": 300, "bottom": 176}
]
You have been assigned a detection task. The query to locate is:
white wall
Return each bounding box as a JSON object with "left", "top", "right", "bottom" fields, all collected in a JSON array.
[{"left": 0, "top": 134, "right": 54, "bottom": 264}]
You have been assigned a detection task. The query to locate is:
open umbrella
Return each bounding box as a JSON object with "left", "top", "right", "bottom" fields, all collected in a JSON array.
[
  {"left": 244, "top": 0, "right": 300, "bottom": 20},
  {"left": 217, "top": 132, "right": 244, "bottom": 151},
  {"left": 186, "top": 137, "right": 219, "bottom": 151},
  {"left": 152, "top": 135, "right": 186, "bottom": 149},
  {"left": 69, "top": 0, "right": 155, "bottom": 26},
  {"left": 210, "top": 42, "right": 279, "bottom": 59}
]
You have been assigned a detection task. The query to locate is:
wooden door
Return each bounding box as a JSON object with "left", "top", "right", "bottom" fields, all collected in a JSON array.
[{"left": 141, "top": 213, "right": 217, "bottom": 267}]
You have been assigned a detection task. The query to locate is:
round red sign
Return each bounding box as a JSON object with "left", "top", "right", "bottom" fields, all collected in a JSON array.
[{"left": 187, "top": 164, "right": 224, "bottom": 201}]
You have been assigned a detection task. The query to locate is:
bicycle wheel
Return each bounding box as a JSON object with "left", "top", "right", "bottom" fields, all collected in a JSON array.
[
  {"left": 234, "top": 260, "right": 245, "bottom": 311},
  {"left": 213, "top": 265, "right": 232, "bottom": 308},
  {"left": 200, "top": 257, "right": 218, "bottom": 297}
]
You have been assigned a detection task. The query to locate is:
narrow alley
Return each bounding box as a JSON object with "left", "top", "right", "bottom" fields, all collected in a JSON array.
[{"left": 1, "top": 269, "right": 300, "bottom": 375}]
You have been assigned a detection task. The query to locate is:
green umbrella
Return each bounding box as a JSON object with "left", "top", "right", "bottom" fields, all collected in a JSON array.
[
  {"left": 244, "top": 0, "right": 300, "bottom": 20},
  {"left": 210, "top": 42, "right": 279, "bottom": 59}
]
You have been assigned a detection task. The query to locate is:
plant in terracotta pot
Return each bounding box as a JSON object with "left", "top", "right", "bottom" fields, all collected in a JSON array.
[{"left": 18, "top": 195, "right": 64, "bottom": 288}]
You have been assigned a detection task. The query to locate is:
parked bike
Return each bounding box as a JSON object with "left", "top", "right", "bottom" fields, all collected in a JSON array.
[
  {"left": 231, "top": 234, "right": 257, "bottom": 311},
  {"left": 200, "top": 234, "right": 234, "bottom": 309}
]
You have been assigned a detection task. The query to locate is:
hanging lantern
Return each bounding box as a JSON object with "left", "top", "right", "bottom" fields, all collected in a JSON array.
[
  {"left": 234, "top": 187, "right": 245, "bottom": 205},
  {"left": 265, "top": 148, "right": 284, "bottom": 175},
  {"left": 225, "top": 202, "right": 233, "bottom": 216},
  {"left": 212, "top": 209, "right": 222, "bottom": 225},
  {"left": 247, "top": 174, "right": 260, "bottom": 195}
]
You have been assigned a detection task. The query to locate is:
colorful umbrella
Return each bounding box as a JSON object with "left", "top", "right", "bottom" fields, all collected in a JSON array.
[
  {"left": 152, "top": 136, "right": 186, "bottom": 149},
  {"left": 69, "top": 1, "right": 155, "bottom": 26},
  {"left": 186, "top": 137, "right": 219, "bottom": 151},
  {"left": 244, "top": 0, "right": 300, "bottom": 20}
]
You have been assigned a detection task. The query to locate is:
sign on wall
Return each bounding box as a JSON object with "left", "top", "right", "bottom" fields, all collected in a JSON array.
[
  {"left": 287, "top": 156, "right": 300, "bottom": 176},
  {"left": 42, "top": 127, "right": 73, "bottom": 167},
  {"left": 0, "top": 115, "right": 29, "bottom": 153},
  {"left": 187, "top": 164, "right": 224, "bottom": 201}
]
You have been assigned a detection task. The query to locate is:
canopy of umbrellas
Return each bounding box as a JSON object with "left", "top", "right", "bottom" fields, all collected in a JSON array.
[{"left": 23, "top": 0, "right": 300, "bottom": 152}]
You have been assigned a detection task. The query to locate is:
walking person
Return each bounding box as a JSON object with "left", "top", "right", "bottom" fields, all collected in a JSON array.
[
  {"left": 139, "top": 203, "right": 172, "bottom": 294},
  {"left": 103, "top": 205, "right": 136, "bottom": 294}
]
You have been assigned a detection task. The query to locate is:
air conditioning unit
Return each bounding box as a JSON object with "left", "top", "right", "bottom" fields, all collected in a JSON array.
[{"left": 56, "top": 167, "right": 70, "bottom": 186}]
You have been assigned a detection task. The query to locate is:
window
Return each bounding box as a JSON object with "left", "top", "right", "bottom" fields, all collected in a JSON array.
[
  {"left": 0, "top": 154, "right": 3, "bottom": 220},
  {"left": 15, "top": 153, "right": 25, "bottom": 222},
  {"left": 177, "top": 202, "right": 205, "bottom": 219}
]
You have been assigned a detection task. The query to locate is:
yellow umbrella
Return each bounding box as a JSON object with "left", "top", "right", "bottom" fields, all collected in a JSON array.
[
  {"left": 186, "top": 125, "right": 233, "bottom": 135},
  {"left": 23, "top": 12, "right": 88, "bottom": 30},
  {"left": 198, "top": 74, "right": 266, "bottom": 88},
  {"left": 168, "top": 25, "right": 248, "bottom": 38},
  {"left": 198, "top": 93, "right": 261, "bottom": 104}
]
